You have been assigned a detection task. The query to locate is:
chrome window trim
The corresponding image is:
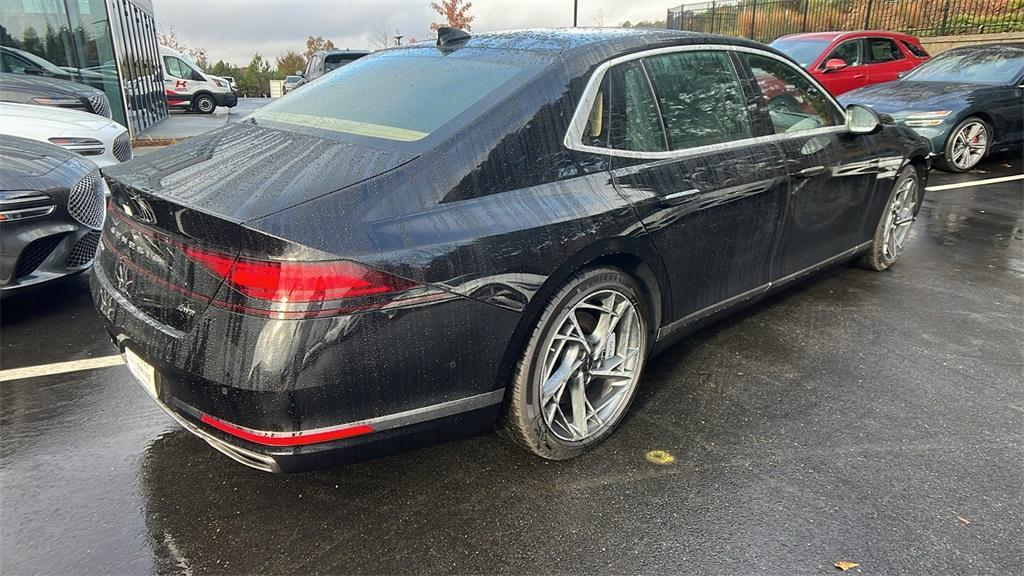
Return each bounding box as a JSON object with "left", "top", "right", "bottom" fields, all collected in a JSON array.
[{"left": 563, "top": 44, "right": 848, "bottom": 161}]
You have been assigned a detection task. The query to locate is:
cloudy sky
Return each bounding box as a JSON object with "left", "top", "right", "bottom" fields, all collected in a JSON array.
[{"left": 152, "top": 0, "right": 677, "bottom": 65}]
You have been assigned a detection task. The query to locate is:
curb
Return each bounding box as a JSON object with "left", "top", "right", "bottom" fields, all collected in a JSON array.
[{"left": 131, "top": 137, "right": 188, "bottom": 147}]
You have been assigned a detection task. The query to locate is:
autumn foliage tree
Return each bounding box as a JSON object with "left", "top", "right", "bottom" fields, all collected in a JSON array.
[
  {"left": 276, "top": 50, "right": 306, "bottom": 76},
  {"left": 430, "top": 0, "right": 475, "bottom": 32},
  {"left": 304, "top": 35, "right": 336, "bottom": 59}
]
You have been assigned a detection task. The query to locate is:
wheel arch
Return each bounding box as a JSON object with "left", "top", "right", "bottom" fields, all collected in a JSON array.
[
  {"left": 192, "top": 90, "right": 216, "bottom": 107},
  {"left": 491, "top": 236, "right": 670, "bottom": 395}
]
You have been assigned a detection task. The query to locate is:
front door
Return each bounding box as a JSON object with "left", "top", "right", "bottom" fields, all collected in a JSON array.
[
  {"left": 817, "top": 39, "right": 868, "bottom": 96},
  {"left": 738, "top": 51, "right": 880, "bottom": 278}
]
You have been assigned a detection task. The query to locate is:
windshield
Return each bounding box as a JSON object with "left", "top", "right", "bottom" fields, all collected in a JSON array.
[
  {"left": 252, "top": 50, "right": 537, "bottom": 143},
  {"left": 285, "top": 75, "right": 301, "bottom": 83},
  {"left": 904, "top": 48, "right": 1024, "bottom": 84},
  {"left": 770, "top": 38, "right": 833, "bottom": 68},
  {"left": 4, "top": 46, "right": 66, "bottom": 74}
]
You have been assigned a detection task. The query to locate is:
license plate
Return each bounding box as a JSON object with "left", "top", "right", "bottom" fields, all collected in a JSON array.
[{"left": 124, "top": 348, "right": 157, "bottom": 399}]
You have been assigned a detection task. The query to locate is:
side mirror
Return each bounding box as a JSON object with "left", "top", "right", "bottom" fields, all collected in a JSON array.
[
  {"left": 823, "top": 58, "right": 848, "bottom": 72},
  {"left": 846, "top": 104, "right": 881, "bottom": 135}
]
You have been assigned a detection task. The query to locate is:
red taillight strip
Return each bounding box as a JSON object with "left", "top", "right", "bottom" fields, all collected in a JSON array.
[{"left": 200, "top": 413, "right": 374, "bottom": 447}]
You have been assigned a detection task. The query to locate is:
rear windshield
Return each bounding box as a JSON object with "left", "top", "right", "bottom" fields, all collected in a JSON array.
[
  {"left": 903, "top": 48, "right": 1024, "bottom": 84},
  {"left": 252, "top": 49, "right": 539, "bottom": 143},
  {"left": 285, "top": 75, "right": 301, "bottom": 82},
  {"left": 323, "top": 54, "right": 365, "bottom": 71},
  {"left": 770, "top": 38, "right": 832, "bottom": 68}
]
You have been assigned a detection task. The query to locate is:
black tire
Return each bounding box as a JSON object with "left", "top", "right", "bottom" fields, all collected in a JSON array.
[
  {"left": 502, "top": 266, "right": 650, "bottom": 460},
  {"left": 859, "top": 166, "right": 921, "bottom": 271},
  {"left": 193, "top": 93, "right": 216, "bottom": 114},
  {"left": 935, "top": 116, "right": 989, "bottom": 173}
]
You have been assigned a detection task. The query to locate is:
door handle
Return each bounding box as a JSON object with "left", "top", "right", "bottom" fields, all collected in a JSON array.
[
  {"left": 853, "top": 74, "right": 866, "bottom": 79},
  {"left": 660, "top": 188, "right": 699, "bottom": 206},
  {"left": 792, "top": 166, "right": 827, "bottom": 178}
]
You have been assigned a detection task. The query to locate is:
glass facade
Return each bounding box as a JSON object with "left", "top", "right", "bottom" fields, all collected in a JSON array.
[{"left": 0, "top": 0, "right": 167, "bottom": 135}]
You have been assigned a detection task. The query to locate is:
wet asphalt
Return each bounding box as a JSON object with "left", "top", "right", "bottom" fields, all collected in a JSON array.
[{"left": 1, "top": 153, "right": 1022, "bottom": 575}]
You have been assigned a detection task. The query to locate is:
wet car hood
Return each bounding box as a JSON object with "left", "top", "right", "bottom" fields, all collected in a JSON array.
[
  {"left": 839, "top": 81, "right": 979, "bottom": 115},
  {"left": 101, "top": 122, "right": 419, "bottom": 223}
]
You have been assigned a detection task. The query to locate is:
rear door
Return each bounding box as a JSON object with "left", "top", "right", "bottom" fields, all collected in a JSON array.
[
  {"left": 864, "top": 37, "right": 910, "bottom": 84},
  {"left": 576, "top": 48, "right": 789, "bottom": 328},
  {"left": 738, "top": 51, "right": 880, "bottom": 278}
]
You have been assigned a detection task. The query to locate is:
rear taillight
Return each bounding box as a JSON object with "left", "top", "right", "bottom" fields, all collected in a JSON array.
[{"left": 183, "top": 245, "right": 418, "bottom": 304}]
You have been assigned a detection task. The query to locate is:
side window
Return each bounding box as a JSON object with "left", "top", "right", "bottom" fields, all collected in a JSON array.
[
  {"left": 824, "top": 40, "right": 863, "bottom": 67},
  {"left": 642, "top": 51, "right": 752, "bottom": 150},
  {"left": 163, "top": 55, "right": 183, "bottom": 79},
  {"left": 581, "top": 61, "right": 665, "bottom": 152},
  {"left": 866, "top": 38, "right": 904, "bottom": 63},
  {"left": 742, "top": 53, "right": 842, "bottom": 134},
  {"left": 901, "top": 40, "right": 929, "bottom": 58}
]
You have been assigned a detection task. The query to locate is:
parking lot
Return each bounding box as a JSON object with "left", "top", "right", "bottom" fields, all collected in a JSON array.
[{"left": 1, "top": 152, "right": 1021, "bottom": 574}]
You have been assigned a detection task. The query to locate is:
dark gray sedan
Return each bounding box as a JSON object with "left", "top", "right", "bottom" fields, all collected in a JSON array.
[
  {"left": 0, "top": 135, "right": 105, "bottom": 295},
  {"left": 0, "top": 72, "right": 113, "bottom": 119},
  {"left": 839, "top": 43, "right": 1024, "bottom": 172}
]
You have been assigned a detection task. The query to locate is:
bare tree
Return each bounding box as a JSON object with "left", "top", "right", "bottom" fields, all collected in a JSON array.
[{"left": 369, "top": 19, "right": 399, "bottom": 50}]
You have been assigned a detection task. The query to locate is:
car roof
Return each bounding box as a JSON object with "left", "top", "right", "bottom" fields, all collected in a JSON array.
[
  {"left": 944, "top": 42, "right": 1024, "bottom": 53},
  {"left": 777, "top": 30, "right": 920, "bottom": 42},
  {"left": 383, "top": 28, "right": 787, "bottom": 67},
  {"left": 318, "top": 50, "right": 371, "bottom": 57}
]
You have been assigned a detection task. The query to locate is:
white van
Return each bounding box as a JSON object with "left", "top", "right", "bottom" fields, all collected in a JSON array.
[{"left": 159, "top": 45, "right": 237, "bottom": 114}]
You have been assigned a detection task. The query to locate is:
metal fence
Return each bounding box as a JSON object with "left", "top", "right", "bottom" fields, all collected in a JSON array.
[{"left": 666, "top": 0, "right": 1023, "bottom": 43}]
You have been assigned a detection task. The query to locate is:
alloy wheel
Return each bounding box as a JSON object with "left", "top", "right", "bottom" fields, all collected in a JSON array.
[
  {"left": 950, "top": 121, "right": 987, "bottom": 171},
  {"left": 539, "top": 289, "right": 644, "bottom": 442},
  {"left": 881, "top": 175, "right": 918, "bottom": 263}
]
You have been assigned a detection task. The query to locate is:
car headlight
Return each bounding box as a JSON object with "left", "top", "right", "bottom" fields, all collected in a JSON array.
[
  {"left": 214, "top": 79, "right": 225, "bottom": 88},
  {"left": 31, "top": 96, "right": 82, "bottom": 106},
  {"left": 0, "top": 191, "right": 55, "bottom": 222},
  {"left": 49, "top": 137, "right": 105, "bottom": 156},
  {"left": 904, "top": 110, "right": 953, "bottom": 127}
]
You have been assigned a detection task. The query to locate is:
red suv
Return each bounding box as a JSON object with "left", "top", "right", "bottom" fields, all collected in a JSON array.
[{"left": 770, "top": 31, "right": 930, "bottom": 96}]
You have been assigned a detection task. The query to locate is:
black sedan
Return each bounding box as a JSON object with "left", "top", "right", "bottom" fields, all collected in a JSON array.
[
  {"left": 840, "top": 43, "right": 1024, "bottom": 172},
  {"left": 0, "top": 135, "right": 106, "bottom": 294},
  {"left": 0, "top": 72, "right": 113, "bottom": 119},
  {"left": 91, "top": 28, "right": 930, "bottom": 472}
]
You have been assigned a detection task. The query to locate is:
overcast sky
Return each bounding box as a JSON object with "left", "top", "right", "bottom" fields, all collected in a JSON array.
[{"left": 151, "top": 0, "right": 677, "bottom": 65}]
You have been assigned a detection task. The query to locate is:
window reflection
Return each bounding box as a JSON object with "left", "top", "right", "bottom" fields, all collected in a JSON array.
[{"left": 0, "top": 0, "right": 167, "bottom": 135}]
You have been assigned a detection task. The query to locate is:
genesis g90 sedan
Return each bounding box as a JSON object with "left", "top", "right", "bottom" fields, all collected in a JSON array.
[{"left": 92, "top": 28, "right": 930, "bottom": 472}]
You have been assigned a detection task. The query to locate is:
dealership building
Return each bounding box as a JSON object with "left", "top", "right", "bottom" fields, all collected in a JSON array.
[{"left": 1, "top": 0, "right": 168, "bottom": 136}]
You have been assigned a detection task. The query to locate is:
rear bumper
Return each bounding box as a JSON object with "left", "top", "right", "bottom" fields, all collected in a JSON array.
[{"left": 90, "top": 255, "right": 520, "bottom": 472}]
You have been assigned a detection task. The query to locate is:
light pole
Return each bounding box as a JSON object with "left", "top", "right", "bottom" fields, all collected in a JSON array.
[{"left": 573, "top": 0, "right": 578, "bottom": 27}]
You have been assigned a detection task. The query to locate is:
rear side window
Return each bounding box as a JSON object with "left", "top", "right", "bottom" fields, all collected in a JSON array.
[
  {"left": 742, "top": 53, "right": 841, "bottom": 134},
  {"left": 824, "top": 40, "right": 863, "bottom": 67},
  {"left": 642, "top": 51, "right": 752, "bottom": 150},
  {"left": 866, "top": 38, "right": 905, "bottom": 63},
  {"left": 581, "top": 62, "right": 665, "bottom": 152},
  {"left": 901, "top": 40, "right": 929, "bottom": 58}
]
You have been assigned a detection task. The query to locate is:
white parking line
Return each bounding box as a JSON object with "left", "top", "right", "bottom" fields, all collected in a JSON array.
[
  {"left": 0, "top": 355, "right": 124, "bottom": 382},
  {"left": 926, "top": 174, "right": 1024, "bottom": 192}
]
